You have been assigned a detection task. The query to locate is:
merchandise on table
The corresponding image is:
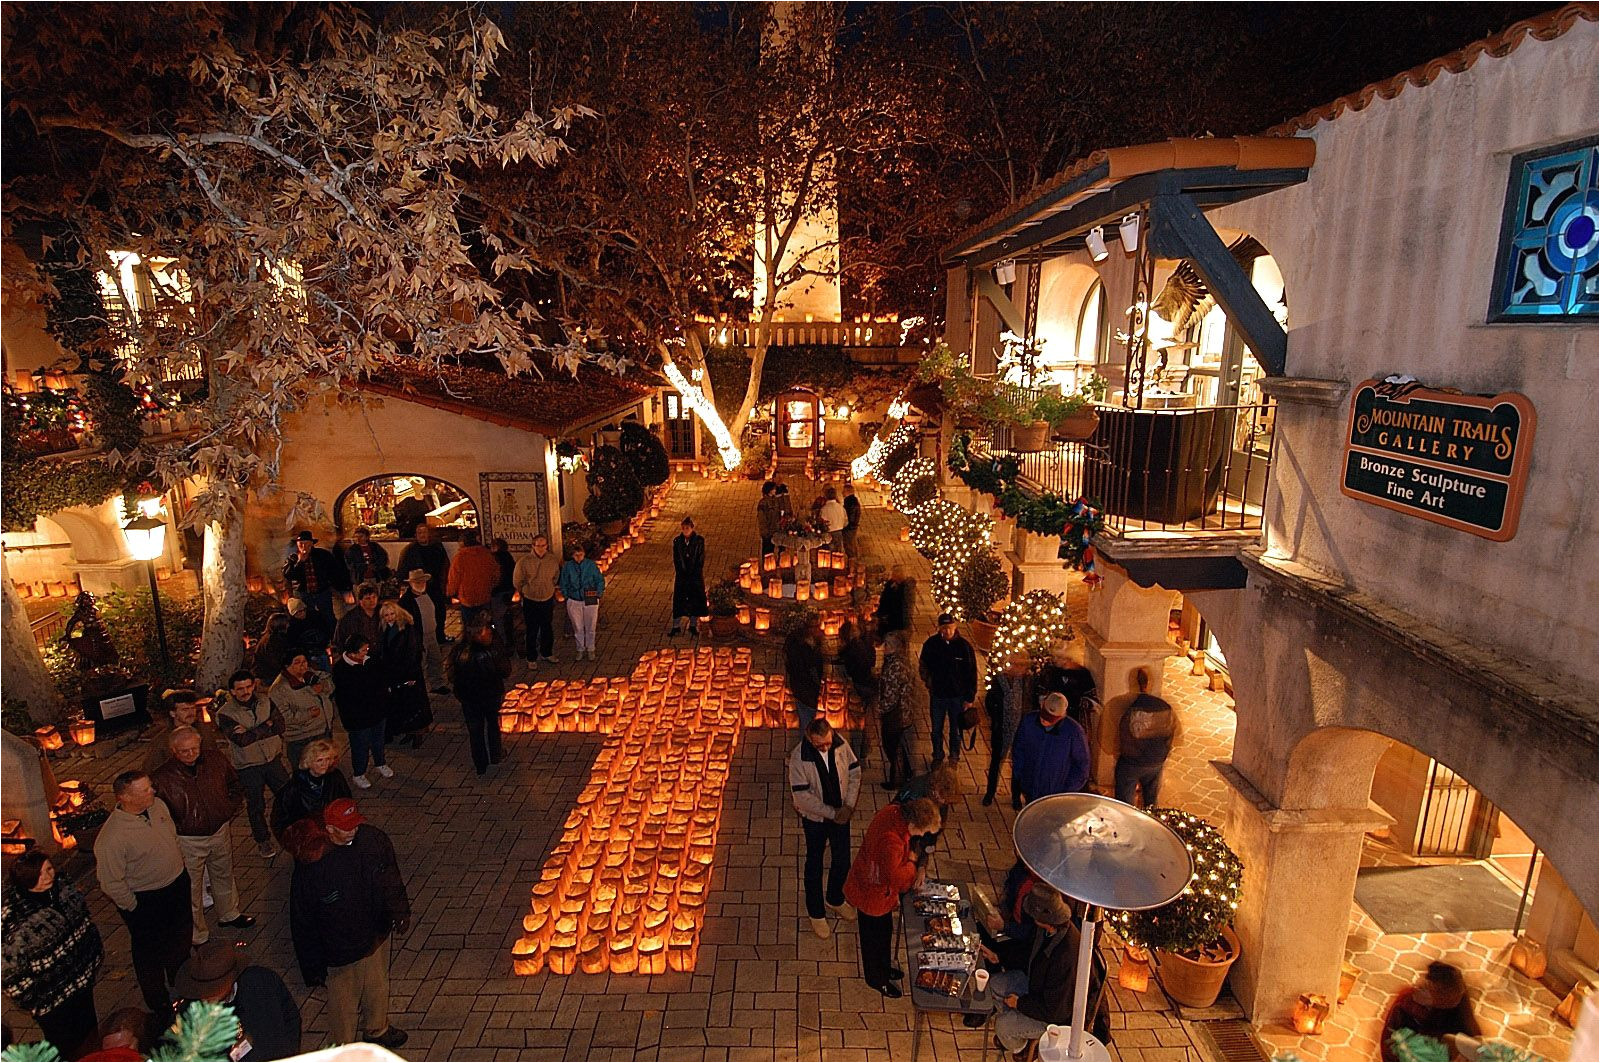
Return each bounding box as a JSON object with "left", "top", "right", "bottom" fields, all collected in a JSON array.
[
  {"left": 920, "top": 931, "right": 976, "bottom": 951},
  {"left": 914, "top": 881, "right": 961, "bottom": 902},
  {"left": 915, "top": 969, "right": 965, "bottom": 997},
  {"left": 914, "top": 896, "right": 965, "bottom": 919},
  {"left": 924, "top": 914, "right": 967, "bottom": 936},
  {"left": 917, "top": 949, "right": 977, "bottom": 973}
]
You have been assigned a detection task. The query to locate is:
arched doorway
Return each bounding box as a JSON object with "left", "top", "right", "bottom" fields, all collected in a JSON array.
[
  {"left": 773, "top": 387, "right": 821, "bottom": 459},
  {"left": 334, "top": 474, "right": 478, "bottom": 543},
  {"left": 1256, "top": 727, "right": 1581, "bottom": 1062}
]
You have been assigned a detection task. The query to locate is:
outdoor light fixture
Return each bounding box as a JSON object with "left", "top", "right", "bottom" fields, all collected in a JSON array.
[
  {"left": 993, "top": 259, "right": 1017, "bottom": 285},
  {"left": 121, "top": 512, "right": 167, "bottom": 563},
  {"left": 1119, "top": 212, "right": 1142, "bottom": 253},
  {"left": 1086, "top": 227, "right": 1109, "bottom": 262},
  {"left": 1292, "top": 993, "right": 1331, "bottom": 1035},
  {"left": 122, "top": 510, "right": 171, "bottom": 672}
]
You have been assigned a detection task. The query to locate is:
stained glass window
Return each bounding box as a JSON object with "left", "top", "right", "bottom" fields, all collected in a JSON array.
[{"left": 1489, "top": 138, "right": 1598, "bottom": 321}]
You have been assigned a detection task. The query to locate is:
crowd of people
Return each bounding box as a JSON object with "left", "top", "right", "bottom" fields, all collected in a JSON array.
[{"left": 4, "top": 480, "right": 1475, "bottom": 1062}]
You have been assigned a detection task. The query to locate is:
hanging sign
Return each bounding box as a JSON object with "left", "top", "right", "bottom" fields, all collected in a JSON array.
[{"left": 1340, "top": 379, "right": 1535, "bottom": 541}]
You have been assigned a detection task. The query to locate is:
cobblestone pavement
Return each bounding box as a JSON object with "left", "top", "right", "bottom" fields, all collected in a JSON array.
[{"left": 12, "top": 471, "right": 1571, "bottom": 1061}]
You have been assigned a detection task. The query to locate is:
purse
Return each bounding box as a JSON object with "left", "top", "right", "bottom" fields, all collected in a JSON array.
[{"left": 959, "top": 704, "right": 981, "bottom": 750}]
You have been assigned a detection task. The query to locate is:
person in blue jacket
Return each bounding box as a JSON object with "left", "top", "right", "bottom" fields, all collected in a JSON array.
[
  {"left": 1010, "top": 692, "right": 1091, "bottom": 805},
  {"left": 558, "top": 542, "right": 606, "bottom": 661}
]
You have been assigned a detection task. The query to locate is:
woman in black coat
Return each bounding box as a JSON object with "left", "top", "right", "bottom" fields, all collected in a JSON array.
[
  {"left": 447, "top": 615, "right": 508, "bottom": 776},
  {"left": 378, "top": 599, "right": 432, "bottom": 747},
  {"left": 271, "top": 738, "right": 354, "bottom": 842},
  {"left": 330, "top": 633, "right": 391, "bottom": 788},
  {"left": 669, "top": 517, "right": 708, "bottom": 638},
  {"left": 1, "top": 853, "right": 103, "bottom": 1057}
]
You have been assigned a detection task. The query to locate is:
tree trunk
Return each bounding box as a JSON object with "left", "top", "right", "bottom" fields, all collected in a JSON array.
[
  {"left": 0, "top": 554, "right": 63, "bottom": 722},
  {"left": 196, "top": 508, "right": 248, "bottom": 692}
]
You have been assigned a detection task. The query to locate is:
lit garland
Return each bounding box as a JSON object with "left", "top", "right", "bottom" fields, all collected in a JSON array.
[
  {"left": 889, "top": 457, "right": 939, "bottom": 514},
  {"left": 988, "top": 589, "right": 1075, "bottom": 671},
  {"left": 850, "top": 392, "right": 910, "bottom": 482},
  {"left": 1105, "top": 808, "right": 1243, "bottom": 957},
  {"left": 664, "top": 361, "right": 740, "bottom": 470}
]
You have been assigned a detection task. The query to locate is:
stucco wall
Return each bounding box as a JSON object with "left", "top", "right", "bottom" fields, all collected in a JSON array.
[
  {"left": 272, "top": 393, "right": 558, "bottom": 562},
  {"left": 1205, "top": 23, "right": 1599, "bottom": 687}
]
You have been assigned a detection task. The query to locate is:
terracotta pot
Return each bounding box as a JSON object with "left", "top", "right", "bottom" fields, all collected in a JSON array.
[
  {"left": 1155, "top": 926, "right": 1240, "bottom": 1009},
  {"left": 968, "top": 618, "right": 998, "bottom": 654},
  {"left": 709, "top": 615, "right": 740, "bottom": 639},
  {"left": 1051, "top": 410, "right": 1101, "bottom": 442},
  {"left": 600, "top": 519, "right": 628, "bottom": 537},
  {"left": 907, "top": 383, "right": 946, "bottom": 416},
  {"left": 1013, "top": 420, "right": 1051, "bottom": 453}
]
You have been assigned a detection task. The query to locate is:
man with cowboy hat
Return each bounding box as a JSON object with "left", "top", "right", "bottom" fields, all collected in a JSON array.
[
  {"left": 282, "top": 531, "right": 350, "bottom": 630},
  {"left": 987, "top": 883, "right": 1110, "bottom": 1057},
  {"left": 172, "top": 941, "right": 300, "bottom": 1061},
  {"left": 398, "top": 567, "right": 448, "bottom": 691}
]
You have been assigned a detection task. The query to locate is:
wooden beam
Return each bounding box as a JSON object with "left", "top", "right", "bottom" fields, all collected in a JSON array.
[
  {"left": 974, "top": 273, "right": 1027, "bottom": 336},
  {"left": 1147, "top": 192, "right": 1288, "bottom": 376}
]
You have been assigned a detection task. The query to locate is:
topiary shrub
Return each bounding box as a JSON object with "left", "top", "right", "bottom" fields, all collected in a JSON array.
[
  {"left": 956, "top": 548, "right": 1009, "bottom": 621},
  {"left": 618, "top": 421, "right": 670, "bottom": 487},
  {"left": 1105, "top": 807, "right": 1243, "bottom": 960},
  {"left": 583, "top": 445, "right": 645, "bottom": 526}
]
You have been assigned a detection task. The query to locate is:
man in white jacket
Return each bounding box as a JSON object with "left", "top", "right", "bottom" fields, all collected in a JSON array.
[{"left": 788, "top": 717, "right": 861, "bottom": 939}]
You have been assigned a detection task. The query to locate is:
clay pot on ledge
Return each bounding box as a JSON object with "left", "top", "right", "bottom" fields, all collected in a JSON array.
[
  {"left": 709, "top": 614, "right": 740, "bottom": 639},
  {"left": 1012, "top": 420, "right": 1052, "bottom": 453},
  {"left": 1155, "top": 926, "right": 1241, "bottom": 1009},
  {"left": 599, "top": 519, "right": 628, "bottom": 537},
  {"left": 1051, "top": 409, "right": 1101, "bottom": 442},
  {"left": 968, "top": 615, "right": 1000, "bottom": 654}
]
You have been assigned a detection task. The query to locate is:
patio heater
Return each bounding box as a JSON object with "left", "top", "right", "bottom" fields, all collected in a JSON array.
[
  {"left": 121, "top": 510, "right": 170, "bottom": 674},
  {"left": 1012, "top": 794, "right": 1193, "bottom": 1062}
]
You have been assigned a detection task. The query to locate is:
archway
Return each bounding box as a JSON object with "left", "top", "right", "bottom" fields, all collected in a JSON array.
[
  {"left": 1255, "top": 726, "right": 1580, "bottom": 1061},
  {"left": 334, "top": 473, "right": 478, "bottom": 544}
]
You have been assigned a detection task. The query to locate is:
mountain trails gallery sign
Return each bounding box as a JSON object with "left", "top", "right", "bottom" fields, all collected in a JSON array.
[{"left": 1341, "top": 379, "right": 1536, "bottom": 542}]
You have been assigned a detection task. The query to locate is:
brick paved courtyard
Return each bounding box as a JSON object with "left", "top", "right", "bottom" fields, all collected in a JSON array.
[{"left": 8, "top": 471, "right": 1573, "bottom": 1061}]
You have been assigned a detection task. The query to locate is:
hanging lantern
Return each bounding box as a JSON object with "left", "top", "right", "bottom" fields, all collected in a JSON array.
[
  {"left": 1292, "top": 993, "right": 1330, "bottom": 1035},
  {"left": 33, "top": 726, "right": 64, "bottom": 752},
  {"left": 68, "top": 718, "right": 96, "bottom": 747},
  {"left": 1118, "top": 944, "right": 1151, "bottom": 992}
]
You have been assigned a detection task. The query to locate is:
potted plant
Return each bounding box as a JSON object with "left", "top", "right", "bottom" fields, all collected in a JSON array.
[
  {"left": 582, "top": 445, "right": 645, "bottom": 536},
  {"left": 957, "top": 549, "right": 1009, "bottom": 653},
  {"left": 1011, "top": 491, "right": 1073, "bottom": 563},
  {"left": 1107, "top": 808, "right": 1244, "bottom": 1009},
  {"left": 739, "top": 435, "right": 772, "bottom": 480},
  {"left": 707, "top": 579, "right": 744, "bottom": 638},
  {"left": 619, "top": 421, "right": 671, "bottom": 488},
  {"left": 1034, "top": 374, "right": 1108, "bottom": 442}
]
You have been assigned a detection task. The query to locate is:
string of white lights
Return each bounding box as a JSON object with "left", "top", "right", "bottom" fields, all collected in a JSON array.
[{"left": 663, "top": 361, "right": 741, "bottom": 470}]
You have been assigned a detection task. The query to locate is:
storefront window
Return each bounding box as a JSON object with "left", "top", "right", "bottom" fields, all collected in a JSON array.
[
  {"left": 336, "top": 474, "right": 478, "bottom": 542},
  {"left": 1489, "top": 138, "right": 1598, "bottom": 321}
]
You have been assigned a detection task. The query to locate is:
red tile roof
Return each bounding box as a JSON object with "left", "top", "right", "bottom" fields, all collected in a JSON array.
[
  {"left": 1266, "top": 3, "right": 1597, "bottom": 135},
  {"left": 359, "top": 363, "right": 657, "bottom": 438}
]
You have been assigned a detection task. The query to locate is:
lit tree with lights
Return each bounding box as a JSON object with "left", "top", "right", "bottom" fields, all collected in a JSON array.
[
  {"left": 988, "top": 589, "right": 1075, "bottom": 672},
  {"left": 1106, "top": 807, "right": 1243, "bottom": 960},
  {"left": 889, "top": 457, "right": 939, "bottom": 514}
]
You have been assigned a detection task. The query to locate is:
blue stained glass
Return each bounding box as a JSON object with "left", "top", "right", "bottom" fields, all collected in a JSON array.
[{"left": 1490, "top": 140, "right": 1598, "bottom": 321}]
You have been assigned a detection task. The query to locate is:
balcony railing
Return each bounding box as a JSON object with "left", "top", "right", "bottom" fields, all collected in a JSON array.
[
  {"left": 695, "top": 319, "right": 906, "bottom": 349},
  {"left": 972, "top": 399, "right": 1276, "bottom": 537}
]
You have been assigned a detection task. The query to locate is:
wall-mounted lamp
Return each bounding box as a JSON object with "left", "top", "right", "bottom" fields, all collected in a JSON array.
[
  {"left": 993, "top": 259, "right": 1017, "bottom": 286},
  {"left": 1086, "top": 227, "right": 1109, "bottom": 263},
  {"left": 1119, "top": 212, "right": 1142, "bottom": 253}
]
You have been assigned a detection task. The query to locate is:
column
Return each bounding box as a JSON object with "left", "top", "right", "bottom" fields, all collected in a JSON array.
[
  {"left": 1219, "top": 763, "right": 1392, "bottom": 1022},
  {"left": 1080, "top": 561, "right": 1178, "bottom": 786}
]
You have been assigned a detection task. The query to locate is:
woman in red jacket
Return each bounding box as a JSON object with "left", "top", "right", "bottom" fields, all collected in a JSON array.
[{"left": 843, "top": 798, "right": 943, "bottom": 997}]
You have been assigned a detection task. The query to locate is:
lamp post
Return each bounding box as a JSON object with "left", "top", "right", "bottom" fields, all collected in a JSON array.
[{"left": 121, "top": 512, "right": 170, "bottom": 673}]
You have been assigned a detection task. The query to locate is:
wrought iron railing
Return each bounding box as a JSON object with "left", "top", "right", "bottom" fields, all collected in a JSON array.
[{"left": 973, "top": 399, "right": 1276, "bottom": 536}]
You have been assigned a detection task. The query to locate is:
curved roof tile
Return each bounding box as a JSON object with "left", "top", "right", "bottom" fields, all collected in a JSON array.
[{"left": 1266, "top": 2, "right": 1597, "bottom": 136}]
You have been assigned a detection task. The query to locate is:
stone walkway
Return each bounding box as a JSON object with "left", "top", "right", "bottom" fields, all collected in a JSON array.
[{"left": 13, "top": 470, "right": 1572, "bottom": 1062}]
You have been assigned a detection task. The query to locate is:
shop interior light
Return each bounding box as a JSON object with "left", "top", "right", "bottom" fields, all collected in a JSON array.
[
  {"left": 1086, "top": 227, "right": 1110, "bottom": 262},
  {"left": 1119, "top": 212, "right": 1142, "bottom": 253}
]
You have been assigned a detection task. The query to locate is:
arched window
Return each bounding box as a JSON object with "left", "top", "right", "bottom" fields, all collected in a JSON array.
[
  {"left": 335, "top": 474, "right": 478, "bottom": 542},
  {"left": 1075, "top": 278, "right": 1109, "bottom": 365}
]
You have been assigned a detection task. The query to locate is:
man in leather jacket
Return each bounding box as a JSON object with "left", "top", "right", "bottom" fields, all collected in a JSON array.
[{"left": 151, "top": 727, "right": 257, "bottom": 945}]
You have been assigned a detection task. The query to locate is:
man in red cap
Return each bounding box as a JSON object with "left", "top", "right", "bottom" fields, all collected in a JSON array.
[{"left": 287, "top": 800, "right": 409, "bottom": 1050}]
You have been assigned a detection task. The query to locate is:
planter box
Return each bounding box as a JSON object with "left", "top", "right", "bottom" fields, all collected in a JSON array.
[
  {"left": 990, "top": 514, "right": 1017, "bottom": 552},
  {"left": 1016, "top": 529, "right": 1062, "bottom": 565},
  {"left": 973, "top": 492, "right": 996, "bottom": 519}
]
